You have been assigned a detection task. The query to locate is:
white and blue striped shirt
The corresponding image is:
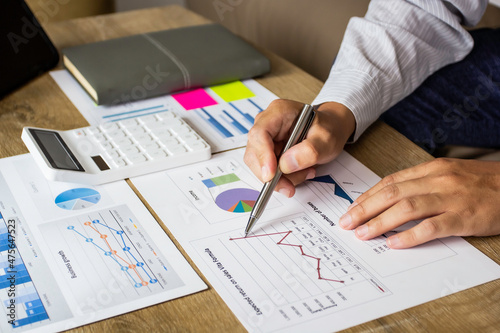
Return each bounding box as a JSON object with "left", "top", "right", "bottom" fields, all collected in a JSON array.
[{"left": 313, "top": 0, "right": 488, "bottom": 141}]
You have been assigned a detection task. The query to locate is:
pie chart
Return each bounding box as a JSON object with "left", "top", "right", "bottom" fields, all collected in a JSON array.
[
  {"left": 215, "top": 188, "right": 259, "bottom": 213},
  {"left": 55, "top": 188, "right": 101, "bottom": 210}
]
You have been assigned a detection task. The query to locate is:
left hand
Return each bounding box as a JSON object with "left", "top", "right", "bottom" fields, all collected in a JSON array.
[{"left": 338, "top": 158, "right": 500, "bottom": 249}]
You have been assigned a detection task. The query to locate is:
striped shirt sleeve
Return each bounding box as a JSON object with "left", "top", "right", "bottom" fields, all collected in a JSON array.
[{"left": 312, "top": 0, "right": 488, "bottom": 142}]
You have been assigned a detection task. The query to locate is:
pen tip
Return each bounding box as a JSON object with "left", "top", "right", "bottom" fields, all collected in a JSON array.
[{"left": 245, "top": 216, "right": 257, "bottom": 238}]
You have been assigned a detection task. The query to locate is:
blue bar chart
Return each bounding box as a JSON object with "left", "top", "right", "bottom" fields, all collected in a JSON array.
[
  {"left": 0, "top": 213, "right": 50, "bottom": 329},
  {"left": 194, "top": 97, "right": 265, "bottom": 140},
  {"left": 229, "top": 102, "right": 256, "bottom": 125},
  {"left": 198, "top": 108, "right": 234, "bottom": 138},
  {"left": 168, "top": 80, "right": 268, "bottom": 142},
  {"left": 0, "top": 215, "right": 8, "bottom": 252},
  {"left": 222, "top": 110, "right": 249, "bottom": 134},
  {"left": 171, "top": 80, "right": 277, "bottom": 152}
]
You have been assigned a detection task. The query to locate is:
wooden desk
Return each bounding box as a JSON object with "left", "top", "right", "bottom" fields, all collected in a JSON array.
[{"left": 1, "top": 5, "right": 498, "bottom": 332}]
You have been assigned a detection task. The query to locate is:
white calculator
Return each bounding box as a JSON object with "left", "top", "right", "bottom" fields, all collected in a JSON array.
[{"left": 22, "top": 111, "right": 211, "bottom": 185}]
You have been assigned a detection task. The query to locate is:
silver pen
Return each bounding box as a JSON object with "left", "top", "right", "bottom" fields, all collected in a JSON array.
[{"left": 245, "top": 103, "right": 316, "bottom": 237}]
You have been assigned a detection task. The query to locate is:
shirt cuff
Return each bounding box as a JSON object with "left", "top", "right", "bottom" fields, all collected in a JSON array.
[{"left": 312, "top": 70, "right": 383, "bottom": 143}]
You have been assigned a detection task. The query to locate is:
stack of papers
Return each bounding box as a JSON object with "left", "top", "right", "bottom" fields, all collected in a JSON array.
[
  {"left": 130, "top": 149, "right": 500, "bottom": 332},
  {"left": 0, "top": 154, "right": 206, "bottom": 332},
  {"left": 1, "top": 70, "right": 498, "bottom": 332}
]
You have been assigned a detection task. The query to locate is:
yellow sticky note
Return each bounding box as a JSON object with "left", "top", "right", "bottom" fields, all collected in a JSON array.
[{"left": 210, "top": 81, "right": 255, "bottom": 102}]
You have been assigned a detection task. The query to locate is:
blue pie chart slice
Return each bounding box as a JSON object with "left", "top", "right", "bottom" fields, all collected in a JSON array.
[{"left": 55, "top": 188, "right": 101, "bottom": 210}]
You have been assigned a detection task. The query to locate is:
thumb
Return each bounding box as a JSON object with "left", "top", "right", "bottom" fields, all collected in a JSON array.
[{"left": 279, "top": 141, "right": 316, "bottom": 174}]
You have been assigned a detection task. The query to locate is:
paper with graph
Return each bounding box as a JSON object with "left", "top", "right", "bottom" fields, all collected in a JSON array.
[
  {"left": 0, "top": 154, "right": 206, "bottom": 333},
  {"left": 51, "top": 70, "right": 277, "bottom": 153},
  {"left": 131, "top": 148, "right": 500, "bottom": 332}
]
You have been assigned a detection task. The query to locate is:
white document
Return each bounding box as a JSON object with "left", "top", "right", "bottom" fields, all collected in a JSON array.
[
  {"left": 131, "top": 149, "right": 500, "bottom": 332},
  {"left": 50, "top": 70, "right": 278, "bottom": 153},
  {"left": 0, "top": 154, "right": 206, "bottom": 332}
]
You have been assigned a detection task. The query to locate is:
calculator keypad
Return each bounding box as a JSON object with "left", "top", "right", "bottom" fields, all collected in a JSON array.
[{"left": 73, "top": 111, "right": 209, "bottom": 169}]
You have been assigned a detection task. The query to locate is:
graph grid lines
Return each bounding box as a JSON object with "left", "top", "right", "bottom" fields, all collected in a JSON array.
[
  {"left": 230, "top": 231, "right": 345, "bottom": 283},
  {"left": 215, "top": 213, "right": 388, "bottom": 307},
  {"left": 67, "top": 211, "right": 161, "bottom": 290}
]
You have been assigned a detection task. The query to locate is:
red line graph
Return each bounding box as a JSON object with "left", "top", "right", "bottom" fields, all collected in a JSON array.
[{"left": 230, "top": 231, "right": 345, "bottom": 283}]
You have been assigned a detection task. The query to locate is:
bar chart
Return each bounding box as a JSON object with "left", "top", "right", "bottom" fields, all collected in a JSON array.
[
  {"left": 51, "top": 70, "right": 278, "bottom": 153},
  {"left": 167, "top": 157, "right": 283, "bottom": 224},
  {"left": 0, "top": 212, "right": 50, "bottom": 329},
  {"left": 173, "top": 80, "right": 276, "bottom": 152}
]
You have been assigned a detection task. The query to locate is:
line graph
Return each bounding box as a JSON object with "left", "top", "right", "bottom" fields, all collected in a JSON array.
[
  {"left": 67, "top": 218, "right": 158, "bottom": 288},
  {"left": 192, "top": 212, "right": 389, "bottom": 324},
  {"left": 39, "top": 205, "right": 185, "bottom": 311},
  {"left": 230, "top": 231, "right": 345, "bottom": 283},
  {"left": 226, "top": 214, "right": 385, "bottom": 293}
]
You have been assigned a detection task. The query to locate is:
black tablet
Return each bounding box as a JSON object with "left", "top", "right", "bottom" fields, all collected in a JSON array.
[{"left": 0, "top": 0, "right": 59, "bottom": 99}]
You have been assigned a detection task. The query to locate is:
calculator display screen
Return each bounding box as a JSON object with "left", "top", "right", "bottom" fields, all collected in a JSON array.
[{"left": 29, "top": 129, "right": 85, "bottom": 172}]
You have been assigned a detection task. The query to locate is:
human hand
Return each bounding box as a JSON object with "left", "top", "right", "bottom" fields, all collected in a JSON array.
[
  {"left": 339, "top": 158, "right": 500, "bottom": 248},
  {"left": 244, "top": 99, "right": 355, "bottom": 197}
]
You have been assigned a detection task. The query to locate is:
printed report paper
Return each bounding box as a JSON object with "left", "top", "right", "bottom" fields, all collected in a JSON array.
[
  {"left": 130, "top": 148, "right": 500, "bottom": 332},
  {"left": 50, "top": 70, "right": 277, "bottom": 153},
  {"left": 0, "top": 154, "right": 206, "bottom": 332}
]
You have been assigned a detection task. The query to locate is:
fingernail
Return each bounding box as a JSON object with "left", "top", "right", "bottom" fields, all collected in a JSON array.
[
  {"left": 262, "top": 165, "right": 270, "bottom": 181},
  {"left": 355, "top": 225, "right": 368, "bottom": 238},
  {"left": 387, "top": 235, "right": 401, "bottom": 248},
  {"left": 347, "top": 201, "right": 358, "bottom": 211},
  {"left": 281, "top": 153, "right": 299, "bottom": 173},
  {"left": 339, "top": 213, "right": 352, "bottom": 229},
  {"left": 306, "top": 169, "right": 316, "bottom": 180},
  {"left": 278, "top": 188, "right": 291, "bottom": 198}
]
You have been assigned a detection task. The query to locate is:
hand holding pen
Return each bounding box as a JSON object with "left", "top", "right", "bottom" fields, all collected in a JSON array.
[
  {"left": 244, "top": 100, "right": 355, "bottom": 199},
  {"left": 244, "top": 103, "right": 316, "bottom": 236},
  {"left": 243, "top": 100, "right": 356, "bottom": 235}
]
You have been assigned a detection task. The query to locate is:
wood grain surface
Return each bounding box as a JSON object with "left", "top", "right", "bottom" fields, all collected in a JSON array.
[{"left": 0, "top": 5, "right": 498, "bottom": 332}]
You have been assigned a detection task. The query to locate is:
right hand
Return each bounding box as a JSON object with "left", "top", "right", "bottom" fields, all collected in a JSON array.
[{"left": 244, "top": 99, "right": 356, "bottom": 197}]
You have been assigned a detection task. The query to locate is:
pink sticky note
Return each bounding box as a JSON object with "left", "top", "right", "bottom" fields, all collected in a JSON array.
[{"left": 172, "top": 88, "right": 218, "bottom": 110}]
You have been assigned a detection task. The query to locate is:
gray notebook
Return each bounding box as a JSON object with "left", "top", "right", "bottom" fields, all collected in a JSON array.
[{"left": 62, "top": 24, "right": 270, "bottom": 105}]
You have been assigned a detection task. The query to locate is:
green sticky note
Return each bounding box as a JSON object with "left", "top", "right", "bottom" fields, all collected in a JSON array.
[{"left": 210, "top": 81, "right": 255, "bottom": 102}]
